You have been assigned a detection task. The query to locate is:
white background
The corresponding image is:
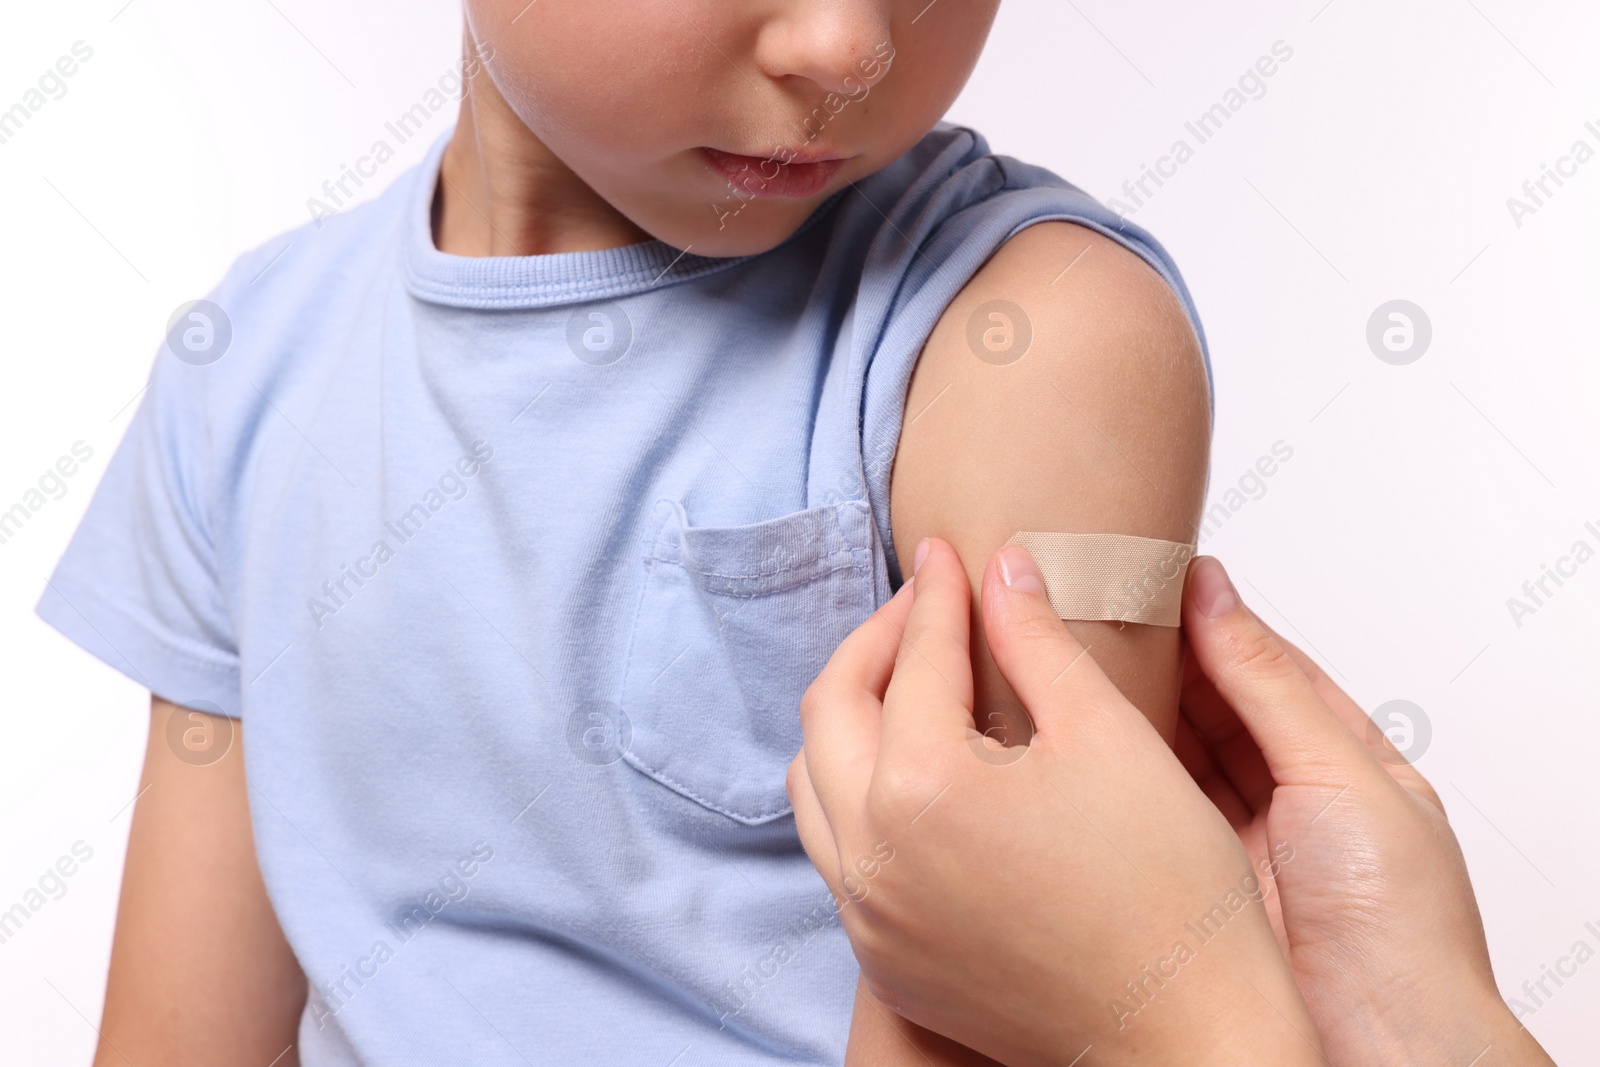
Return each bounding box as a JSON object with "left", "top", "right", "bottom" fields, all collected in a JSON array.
[{"left": 2, "top": 0, "right": 1597, "bottom": 1062}]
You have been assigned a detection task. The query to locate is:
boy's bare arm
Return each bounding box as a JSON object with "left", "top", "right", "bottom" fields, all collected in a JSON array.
[
  {"left": 94, "top": 698, "right": 305, "bottom": 1066},
  {"left": 841, "top": 222, "right": 1209, "bottom": 1065},
  {"left": 890, "top": 221, "right": 1211, "bottom": 744}
]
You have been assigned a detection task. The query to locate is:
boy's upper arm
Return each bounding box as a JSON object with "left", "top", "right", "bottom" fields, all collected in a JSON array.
[
  {"left": 888, "top": 221, "right": 1212, "bottom": 742},
  {"left": 96, "top": 698, "right": 305, "bottom": 1066}
]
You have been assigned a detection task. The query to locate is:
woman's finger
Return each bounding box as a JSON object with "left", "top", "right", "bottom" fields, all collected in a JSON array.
[
  {"left": 800, "top": 577, "right": 917, "bottom": 819},
  {"left": 877, "top": 539, "right": 977, "bottom": 766},
  {"left": 1179, "top": 657, "right": 1277, "bottom": 814},
  {"left": 1182, "top": 557, "right": 1378, "bottom": 785},
  {"left": 811, "top": 571, "right": 918, "bottom": 701},
  {"left": 977, "top": 544, "right": 1132, "bottom": 742},
  {"left": 1249, "top": 613, "right": 1382, "bottom": 750},
  {"left": 1247, "top": 614, "right": 1443, "bottom": 805},
  {"left": 1175, "top": 716, "right": 1254, "bottom": 831},
  {"left": 786, "top": 751, "right": 844, "bottom": 899}
]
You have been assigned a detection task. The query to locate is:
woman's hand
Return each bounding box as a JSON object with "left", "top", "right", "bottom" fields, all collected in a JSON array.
[
  {"left": 1176, "top": 557, "right": 1555, "bottom": 1066},
  {"left": 789, "top": 538, "right": 1325, "bottom": 1066}
]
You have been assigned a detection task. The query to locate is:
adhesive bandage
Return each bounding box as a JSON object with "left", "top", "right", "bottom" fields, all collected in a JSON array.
[{"left": 1005, "top": 532, "right": 1197, "bottom": 627}]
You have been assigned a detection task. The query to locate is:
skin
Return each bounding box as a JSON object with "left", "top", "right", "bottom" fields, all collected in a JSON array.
[
  {"left": 889, "top": 219, "right": 1213, "bottom": 749},
  {"left": 790, "top": 540, "right": 1326, "bottom": 1066},
  {"left": 93, "top": 699, "right": 304, "bottom": 1066},
  {"left": 788, "top": 544, "right": 1557, "bottom": 1065},
  {"left": 440, "top": 0, "right": 1002, "bottom": 257},
  {"left": 869, "top": 221, "right": 1212, "bottom": 1058},
  {"left": 96, "top": 2, "right": 1210, "bottom": 1061},
  {"left": 1177, "top": 558, "right": 1555, "bottom": 1066}
]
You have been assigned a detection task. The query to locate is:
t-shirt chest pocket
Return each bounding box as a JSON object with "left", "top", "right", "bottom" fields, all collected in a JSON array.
[{"left": 618, "top": 497, "right": 878, "bottom": 825}]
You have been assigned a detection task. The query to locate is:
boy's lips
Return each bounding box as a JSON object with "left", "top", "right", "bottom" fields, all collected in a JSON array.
[{"left": 699, "top": 147, "right": 848, "bottom": 200}]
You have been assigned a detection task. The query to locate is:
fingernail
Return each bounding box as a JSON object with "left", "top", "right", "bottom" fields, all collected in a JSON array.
[
  {"left": 997, "top": 545, "right": 1046, "bottom": 597},
  {"left": 912, "top": 537, "right": 930, "bottom": 575},
  {"left": 1190, "top": 556, "right": 1239, "bottom": 618}
]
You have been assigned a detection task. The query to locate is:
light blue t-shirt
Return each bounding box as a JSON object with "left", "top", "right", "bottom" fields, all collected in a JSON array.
[{"left": 38, "top": 123, "right": 1208, "bottom": 1065}]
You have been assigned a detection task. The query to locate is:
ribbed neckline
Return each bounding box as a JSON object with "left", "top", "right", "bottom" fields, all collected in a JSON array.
[{"left": 402, "top": 128, "right": 849, "bottom": 310}]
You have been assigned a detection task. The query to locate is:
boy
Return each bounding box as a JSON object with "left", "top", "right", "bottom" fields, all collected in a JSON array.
[{"left": 40, "top": 2, "right": 1210, "bottom": 1062}]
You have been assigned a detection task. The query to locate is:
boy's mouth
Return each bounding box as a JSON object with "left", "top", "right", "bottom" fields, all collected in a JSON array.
[{"left": 699, "top": 147, "right": 848, "bottom": 200}]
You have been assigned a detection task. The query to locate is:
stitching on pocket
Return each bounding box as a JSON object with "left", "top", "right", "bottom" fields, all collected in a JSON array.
[
  {"left": 645, "top": 547, "right": 860, "bottom": 580},
  {"left": 616, "top": 497, "right": 678, "bottom": 742},
  {"left": 654, "top": 501, "right": 874, "bottom": 593},
  {"left": 833, "top": 499, "right": 874, "bottom": 581},
  {"left": 661, "top": 552, "right": 861, "bottom": 596},
  {"left": 621, "top": 754, "right": 795, "bottom": 822}
]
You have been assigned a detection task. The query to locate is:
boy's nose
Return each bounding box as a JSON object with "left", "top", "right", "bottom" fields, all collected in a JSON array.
[{"left": 754, "top": 1, "right": 895, "bottom": 96}]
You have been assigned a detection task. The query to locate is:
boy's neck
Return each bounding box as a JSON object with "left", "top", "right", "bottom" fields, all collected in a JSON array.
[{"left": 434, "top": 37, "right": 654, "bottom": 259}]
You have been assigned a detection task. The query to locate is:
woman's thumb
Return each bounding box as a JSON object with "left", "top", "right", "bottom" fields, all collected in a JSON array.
[{"left": 1183, "top": 557, "right": 1376, "bottom": 779}]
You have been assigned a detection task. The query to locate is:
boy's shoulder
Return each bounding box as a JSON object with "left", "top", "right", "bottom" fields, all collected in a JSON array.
[
  {"left": 138, "top": 148, "right": 430, "bottom": 479},
  {"left": 885, "top": 208, "right": 1214, "bottom": 600},
  {"left": 876, "top": 122, "right": 1211, "bottom": 375},
  {"left": 861, "top": 122, "right": 1108, "bottom": 239},
  {"left": 903, "top": 126, "right": 1213, "bottom": 436},
  {"left": 845, "top": 122, "right": 1199, "bottom": 325},
  {"left": 210, "top": 156, "right": 420, "bottom": 339}
]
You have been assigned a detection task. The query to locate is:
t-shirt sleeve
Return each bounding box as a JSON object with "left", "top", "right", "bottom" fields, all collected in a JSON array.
[{"left": 35, "top": 313, "right": 241, "bottom": 716}]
